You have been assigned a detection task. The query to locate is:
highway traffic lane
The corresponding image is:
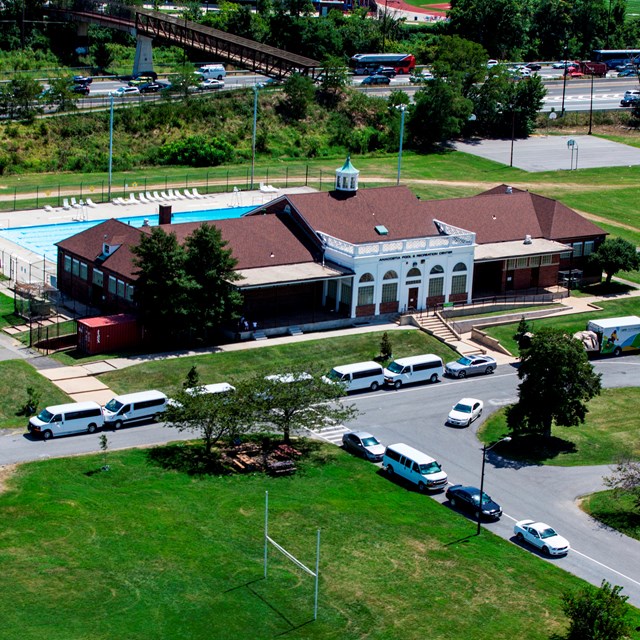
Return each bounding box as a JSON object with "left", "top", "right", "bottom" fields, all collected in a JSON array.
[{"left": 345, "top": 356, "right": 640, "bottom": 605}]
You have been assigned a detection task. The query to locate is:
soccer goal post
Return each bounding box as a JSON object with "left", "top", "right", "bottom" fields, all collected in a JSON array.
[{"left": 264, "top": 491, "right": 320, "bottom": 620}]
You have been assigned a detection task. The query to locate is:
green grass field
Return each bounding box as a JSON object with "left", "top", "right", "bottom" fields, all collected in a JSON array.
[
  {"left": 0, "top": 291, "right": 22, "bottom": 329},
  {"left": 0, "top": 360, "right": 72, "bottom": 429},
  {"left": 98, "top": 328, "right": 457, "bottom": 396},
  {"left": 582, "top": 490, "right": 640, "bottom": 541},
  {"left": 478, "top": 387, "right": 640, "bottom": 466},
  {"left": 2, "top": 445, "right": 639, "bottom": 640},
  {"left": 482, "top": 297, "right": 640, "bottom": 355}
]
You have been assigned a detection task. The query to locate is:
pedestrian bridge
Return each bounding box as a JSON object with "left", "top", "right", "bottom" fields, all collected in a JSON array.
[{"left": 45, "top": 1, "right": 321, "bottom": 81}]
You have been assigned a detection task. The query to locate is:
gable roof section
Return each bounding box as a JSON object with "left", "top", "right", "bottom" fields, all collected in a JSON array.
[
  {"left": 529, "top": 192, "right": 605, "bottom": 240},
  {"left": 56, "top": 218, "right": 146, "bottom": 280},
  {"left": 283, "top": 186, "right": 437, "bottom": 244}
]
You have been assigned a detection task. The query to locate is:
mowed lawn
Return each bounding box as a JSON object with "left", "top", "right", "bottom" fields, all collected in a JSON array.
[
  {"left": 482, "top": 297, "right": 640, "bottom": 355},
  {"left": 478, "top": 387, "right": 640, "bottom": 466},
  {"left": 3, "top": 446, "right": 640, "bottom": 640},
  {"left": 0, "top": 360, "right": 71, "bottom": 429},
  {"left": 99, "top": 328, "right": 457, "bottom": 396}
]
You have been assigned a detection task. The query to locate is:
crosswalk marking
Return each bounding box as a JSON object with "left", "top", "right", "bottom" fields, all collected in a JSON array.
[{"left": 306, "top": 424, "right": 350, "bottom": 445}]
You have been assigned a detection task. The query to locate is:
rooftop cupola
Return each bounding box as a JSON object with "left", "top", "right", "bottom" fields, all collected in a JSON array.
[{"left": 335, "top": 155, "right": 359, "bottom": 194}]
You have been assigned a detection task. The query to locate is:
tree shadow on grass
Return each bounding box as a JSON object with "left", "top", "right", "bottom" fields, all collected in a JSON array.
[
  {"left": 146, "top": 442, "right": 226, "bottom": 476},
  {"left": 490, "top": 435, "right": 577, "bottom": 467},
  {"left": 576, "top": 281, "right": 636, "bottom": 298}
]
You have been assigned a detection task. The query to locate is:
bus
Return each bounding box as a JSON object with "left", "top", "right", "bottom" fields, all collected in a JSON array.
[
  {"left": 350, "top": 53, "right": 416, "bottom": 75},
  {"left": 592, "top": 49, "right": 640, "bottom": 69}
]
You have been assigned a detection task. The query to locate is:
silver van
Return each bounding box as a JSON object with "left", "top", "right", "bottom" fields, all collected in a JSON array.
[
  {"left": 28, "top": 401, "right": 104, "bottom": 440},
  {"left": 382, "top": 443, "right": 448, "bottom": 492},
  {"left": 325, "top": 361, "right": 385, "bottom": 392},
  {"left": 383, "top": 354, "right": 443, "bottom": 389},
  {"left": 103, "top": 390, "right": 168, "bottom": 429}
]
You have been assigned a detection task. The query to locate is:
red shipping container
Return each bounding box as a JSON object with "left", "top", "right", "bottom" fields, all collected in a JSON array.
[{"left": 77, "top": 314, "right": 141, "bottom": 355}]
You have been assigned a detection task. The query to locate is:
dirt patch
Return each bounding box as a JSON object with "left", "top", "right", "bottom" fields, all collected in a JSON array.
[{"left": 0, "top": 464, "right": 18, "bottom": 494}]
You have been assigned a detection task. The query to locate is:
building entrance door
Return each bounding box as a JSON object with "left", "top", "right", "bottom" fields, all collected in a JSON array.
[{"left": 407, "top": 287, "right": 419, "bottom": 311}]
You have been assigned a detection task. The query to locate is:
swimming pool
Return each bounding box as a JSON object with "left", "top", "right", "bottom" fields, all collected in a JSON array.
[{"left": 0, "top": 206, "right": 254, "bottom": 262}]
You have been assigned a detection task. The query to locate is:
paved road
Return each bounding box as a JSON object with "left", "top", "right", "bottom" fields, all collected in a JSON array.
[{"left": 2, "top": 355, "right": 639, "bottom": 604}]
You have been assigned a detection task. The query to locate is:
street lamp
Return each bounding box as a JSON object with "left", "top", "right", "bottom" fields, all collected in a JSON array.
[
  {"left": 510, "top": 106, "right": 516, "bottom": 168},
  {"left": 396, "top": 104, "right": 407, "bottom": 186},
  {"left": 477, "top": 437, "right": 512, "bottom": 535},
  {"left": 561, "top": 45, "right": 568, "bottom": 117},
  {"left": 250, "top": 82, "right": 263, "bottom": 191},
  {"left": 588, "top": 69, "right": 595, "bottom": 135},
  {"left": 108, "top": 94, "right": 114, "bottom": 201}
]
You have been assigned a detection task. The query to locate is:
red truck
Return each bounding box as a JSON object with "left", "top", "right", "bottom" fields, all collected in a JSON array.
[{"left": 578, "top": 61, "right": 608, "bottom": 77}]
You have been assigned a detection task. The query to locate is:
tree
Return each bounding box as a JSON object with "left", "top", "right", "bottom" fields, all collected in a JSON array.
[
  {"left": 380, "top": 332, "right": 393, "bottom": 360},
  {"left": 315, "top": 55, "right": 350, "bottom": 98},
  {"left": 279, "top": 72, "right": 315, "bottom": 121},
  {"left": 562, "top": 580, "right": 632, "bottom": 640},
  {"left": 183, "top": 223, "right": 242, "bottom": 338},
  {"left": 42, "top": 76, "right": 78, "bottom": 113},
  {"left": 131, "top": 226, "right": 195, "bottom": 343},
  {"left": 604, "top": 457, "right": 640, "bottom": 513},
  {"left": 513, "top": 316, "right": 531, "bottom": 350},
  {"left": 589, "top": 238, "right": 640, "bottom": 285},
  {"left": 92, "top": 40, "right": 114, "bottom": 73},
  {"left": 249, "top": 367, "right": 358, "bottom": 443},
  {"left": 0, "top": 74, "right": 42, "bottom": 121},
  {"left": 430, "top": 35, "right": 489, "bottom": 96},
  {"left": 506, "top": 327, "right": 602, "bottom": 438},
  {"left": 165, "top": 382, "right": 247, "bottom": 457},
  {"left": 168, "top": 62, "right": 199, "bottom": 98},
  {"left": 184, "top": 365, "right": 200, "bottom": 389}
]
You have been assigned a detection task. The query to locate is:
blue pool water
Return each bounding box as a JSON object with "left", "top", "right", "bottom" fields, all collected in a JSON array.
[{"left": 0, "top": 206, "right": 254, "bottom": 262}]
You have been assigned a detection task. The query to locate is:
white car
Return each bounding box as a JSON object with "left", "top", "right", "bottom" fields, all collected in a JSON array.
[
  {"left": 447, "top": 397, "right": 483, "bottom": 427},
  {"left": 514, "top": 520, "right": 570, "bottom": 556},
  {"left": 110, "top": 86, "right": 140, "bottom": 96},
  {"left": 198, "top": 78, "right": 224, "bottom": 91},
  {"left": 487, "top": 59, "right": 499, "bottom": 68}
]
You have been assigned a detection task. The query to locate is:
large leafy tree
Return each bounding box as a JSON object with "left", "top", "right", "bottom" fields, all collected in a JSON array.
[
  {"left": 131, "top": 227, "right": 195, "bottom": 343},
  {"left": 248, "top": 367, "right": 358, "bottom": 443},
  {"left": 0, "top": 74, "right": 42, "bottom": 121},
  {"left": 431, "top": 35, "right": 488, "bottom": 97},
  {"left": 42, "top": 76, "right": 78, "bottom": 113},
  {"left": 589, "top": 237, "right": 640, "bottom": 284},
  {"left": 507, "top": 327, "right": 602, "bottom": 438},
  {"left": 562, "top": 581, "right": 632, "bottom": 640},
  {"left": 183, "top": 223, "right": 242, "bottom": 336},
  {"left": 279, "top": 72, "right": 315, "bottom": 121}
]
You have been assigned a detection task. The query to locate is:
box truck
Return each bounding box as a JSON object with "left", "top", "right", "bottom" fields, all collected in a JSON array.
[{"left": 573, "top": 316, "right": 640, "bottom": 356}]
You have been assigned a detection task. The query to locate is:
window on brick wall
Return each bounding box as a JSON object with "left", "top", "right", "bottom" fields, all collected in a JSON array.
[
  {"left": 108, "top": 276, "right": 116, "bottom": 294},
  {"left": 72, "top": 258, "right": 80, "bottom": 276},
  {"left": 79, "top": 262, "right": 88, "bottom": 280},
  {"left": 116, "top": 279, "right": 125, "bottom": 298},
  {"left": 93, "top": 269, "right": 103, "bottom": 287},
  {"left": 126, "top": 284, "right": 135, "bottom": 302},
  {"left": 584, "top": 240, "right": 595, "bottom": 256},
  {"left": 381, "top": 282, "right": 398, "bottom": 303},
  {"left": 541, "top": 254, "right": 553, "bottom": 265},
  {"left": 451, "top": 275, "right": 466, "bottom": 295},
  {"left": 358, "top": 285, "right": 374, "bottom": 306},
  {"left": 428, "top": 277, "right": 444, "bottom": 297},
  {"left": 572, "top": 242, "right": 583, "bottom": 257},
  {"left": 64, "top": 255, "right": 71, "bottom": 272},
  {"left": 529, "top": 256, "right": 540, "bottom": 268}
]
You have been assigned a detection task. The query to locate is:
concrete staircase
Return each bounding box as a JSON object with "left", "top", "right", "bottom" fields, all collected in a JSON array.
[{"left": 415, "top": 313, "right": 459, "bottom": 343}]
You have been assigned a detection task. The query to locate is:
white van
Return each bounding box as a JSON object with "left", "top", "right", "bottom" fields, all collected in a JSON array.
[
  {"left": 383, "top": 354, "right": 444, "bottom": 389},
  {"left": 103, "top": 390, "right": 168, "bottom": 429},
  {"left": 28, "top": 401, "right": 104, "bottom": 440},
  {"left": 197, "top": 63, "right": 226, "bottom": 80},
  {"left": 325, "top": 361, "right": 385, "bottom": 392},
  {"left": 382, "top": 443, "right": 448, "bottom": 492},
  {"left": 168, "top": 383, "right": 235, "bottom": 408}
]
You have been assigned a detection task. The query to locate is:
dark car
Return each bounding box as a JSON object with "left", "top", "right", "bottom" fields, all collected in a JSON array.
[
  {"left": 446, "top": 485, "right": 502, "bottom": 520},
  {"left": 128, "top": 71, "right": 159, "bottom": 86},
  {"left": 361, "top": 74, "right": 391, "bottom": 86},
  {"left": 524, "top": 62, "right": 542, "bottom": 71},
  {"left": 138, "top": 82, "right": 169, "bottom": 93},
  {"left": 617, "top": 68, "right": 638, "bottom": 77},
  {"left": 373, "top": 66, "right": 397, "bottom": 78},
  {"left": 72, "top": 84, "right": 90, "bottom": 95},
  {"left": 73, "top": 75, "right": 93, "bottom": 86}
]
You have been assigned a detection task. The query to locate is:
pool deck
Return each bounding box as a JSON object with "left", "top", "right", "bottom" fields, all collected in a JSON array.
[{"left": 0, "top": 186, "right": 316, "bottom": 273}]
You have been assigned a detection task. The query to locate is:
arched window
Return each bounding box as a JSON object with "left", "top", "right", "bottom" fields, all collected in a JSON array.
[
  {"left": 428, "top": 264, "right": 444, "bottom": 297},
  {"left": 406, "top": 267, "right": 421, "bottom": 286},
  {"left": 358, "top": 272, "right": 375, "bottom": 306},
  {"left": 383, "top": 270, "right": 398, "bottom": 280},
  {"left": 453, "top": 262, "right": 467, "bottom": 272},
  {"left": 451, "top": 263, "right": 467, "bottom": 295},
  {"left": 382, "top": 271, "right": 398, "bottom": 303},
  {"left": 359, "top": 273, "right": 374, "bottom": 283}
]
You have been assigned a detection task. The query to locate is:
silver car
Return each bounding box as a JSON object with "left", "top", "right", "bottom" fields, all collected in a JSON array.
[
  {"left": 342, "top": 431, "right": 385, "bottom": 462},
  {"left": 445, "top": 355, "right": 496, "bottom": 378}
]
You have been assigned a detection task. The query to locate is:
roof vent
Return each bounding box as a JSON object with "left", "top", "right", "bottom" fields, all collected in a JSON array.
[
  {"left": 375, "top": 225, "right": 389, "bottom": 236},
  {"left": 506, "top": 186, "right": 513, "bottom": 194},
  {"left": 524, "top": 234, "right": 532, "bottom": 245}
]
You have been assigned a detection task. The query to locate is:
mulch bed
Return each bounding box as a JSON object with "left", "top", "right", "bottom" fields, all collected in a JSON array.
[{"left": 220, "top": 442, "right": 302, "bottom": 476}]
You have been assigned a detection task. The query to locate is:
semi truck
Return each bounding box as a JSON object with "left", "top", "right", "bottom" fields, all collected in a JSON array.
[
  {"left": 573, "top": 316, "right": 640, "bottom": 356},
  {"left": 578, "top": 61, "right": 608, "bottom": 77}
]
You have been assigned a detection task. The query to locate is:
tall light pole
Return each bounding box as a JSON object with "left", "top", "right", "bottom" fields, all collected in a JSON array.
[
  {"left": 108, "top": 94, "right": 114, "bottom": 201},
  {"left": 510, "top": 106, "right": 516, "bottom": 167},
  {"left": 588, "top": 69, "right": 594, "bottom": 135},
  {"left": 477, "top": 437, "right": 511, "bottom": 535},
  {"left": 250, "top": 82, "right": 263, "bottom": 191},
  {"left": 561, "top": 45, "right": 569, "bottom": 117},
  {"left": 396, "top": 104, "right": 407, "bottom": 186}
]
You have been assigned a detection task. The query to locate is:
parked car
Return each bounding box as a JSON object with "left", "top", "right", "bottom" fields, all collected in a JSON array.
[
  {"left": 138, "top": 82, "right": 169, "bottom": 93},
  {"left": 524, "top": 62, "right": 542, "bottom": 71},
  {"left": 410, "top": 69, "right": 434, "bottom": 83},
  {"left": 445, "top": 354, "right": 496, "bottom": 378},
  {"left": 198, "top": 78, "right": 225, "bottom": 91},
  {"left": 342, "top": 431, "right": 385, "bottom": 462},
  {"left": 617, "top": 68, "right": 637, "bottom": 77},
  {"left": 110, "top": 86, "right": 140, "bottom": 96},
  {"left": 72, "top": 84, "right": 90, "bottom": 95},
  {"left": 361, "top": 74, "right": 391, "bottom": 85},
  {"left": 373, "top": 66, "right": 397, "bottom": 78},
  {"left": 445, "top": 485, "right": 502, "bottom": 520},
  {"left": 447, "top": 398, "right": 483, "bottom": 427},
  {"left": 552, "top": 60, "right": 579, "bottom": 69},
  {"left": 514, "top": 520, "right": 570, "bottom": 556}
]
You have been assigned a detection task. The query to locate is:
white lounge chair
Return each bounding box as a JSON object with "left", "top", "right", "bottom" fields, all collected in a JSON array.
[
  {"left": 63, "top": 198, "right": 71, "bottom": 210},
  {"left": 173, "top": 189, "right": 186, "bottom": 200},
  {"left": 86, "top": 198, "right": 98, "bottom": 208},
  {"left": 160, "top": 191, "right": 171, "bottom": 200},
  {"left": 71, "top": 197, "right": 81, "bottom": 208},
  {"left": 183, "top": 189, "right": 195, "bottom": 199},
  {"left": 191, "top": 187, "right": 204, "bottom": 198},
  {"left": 138, "top": 193, "right": 150, "bottom": 204},
  {"left": 152, "top": 191, "right": 163, "bottom": 201},
  {"left": 126, "top": 193, "right": 138, "bottom": 205},
  {"left": 145, "top": 191, "right": 156, "bottom": 202},
  {"left": 43, "top": 205, "right": 54, "bottom": 213}
]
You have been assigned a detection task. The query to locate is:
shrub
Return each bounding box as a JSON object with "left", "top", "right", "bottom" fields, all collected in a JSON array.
[{"left": 158, "top": 135, "right": 235, "bottom": 167}]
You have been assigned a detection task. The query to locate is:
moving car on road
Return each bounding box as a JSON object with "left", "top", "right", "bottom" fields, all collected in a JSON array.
[
  {"left": 342, "top": 431, "right": 385, "bottom": 462},
  {"left": 445, "top": 354, "right": 496, "bottom": 378},
  {"left": 514, "top": 520, "right": 570, "bottom": 556},
  {"left": 446, "top": 485, "right": 502, "bottom": 520},
  {"left": 361, "top": 74, "right": 391, "bottom": 85},
  {"left": 621, "top": 90, "right": 640, "bottom": 106},
  {"left": 447, "top": 398, "right": 483, "bottom": 427},
  {"left": 110, "top": 86, "right": 140, "bottom": 96},
  {"left": 198, "top": 78, "right": 225, "bottom": 91}
]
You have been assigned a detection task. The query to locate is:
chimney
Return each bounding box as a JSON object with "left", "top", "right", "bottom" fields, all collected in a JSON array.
[
  {"left": 159, "top": 204, "right": 172, "bottom": 225},
  {"left": 524, "top": 234, "right": 532, "bottom": 244},
  {"left": 506, "top": 186, "right": 513, "bottom": 194}
]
